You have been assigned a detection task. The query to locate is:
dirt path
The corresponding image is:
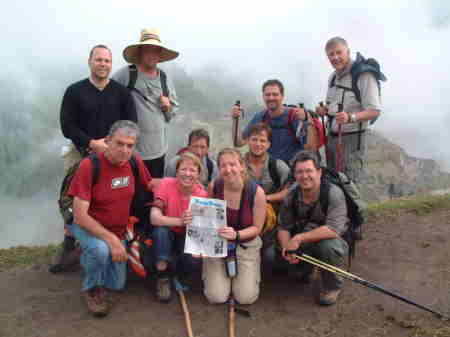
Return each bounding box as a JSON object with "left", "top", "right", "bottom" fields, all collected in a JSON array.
[{"left": 1, "top": 210, "right": 449, "bottom": 337}]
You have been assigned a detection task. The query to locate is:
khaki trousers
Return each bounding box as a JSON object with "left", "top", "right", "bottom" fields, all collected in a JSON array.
[{"left": 202, "top": 236, "right": 262, "bottom": 305}]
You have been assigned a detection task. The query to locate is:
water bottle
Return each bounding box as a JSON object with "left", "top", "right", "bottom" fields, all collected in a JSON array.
[{"left": 225, "top": 242, "right": 238, "bottom": 278}]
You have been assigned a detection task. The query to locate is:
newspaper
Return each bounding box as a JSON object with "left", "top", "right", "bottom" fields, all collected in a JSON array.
[{"left": 184, "top": 196, "right": 227, "bottom": 258}]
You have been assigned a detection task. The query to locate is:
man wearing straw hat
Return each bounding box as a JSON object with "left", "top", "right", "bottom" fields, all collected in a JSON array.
[{"left": 114, "top": 28, "right": 179, "bottom": 178}]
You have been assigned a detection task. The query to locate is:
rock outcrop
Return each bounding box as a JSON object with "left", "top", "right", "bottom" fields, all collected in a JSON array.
[{"left": 362, "top": 130, "right": 450, "bottom": 201}]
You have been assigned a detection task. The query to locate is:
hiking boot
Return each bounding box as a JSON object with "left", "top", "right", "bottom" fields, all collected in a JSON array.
[
  {"left": 156, "top": 277, "right": 172, "bottom": 303},
  {"left": 84, "top": 287, "right": 109, "bottom": 317},
  {"left": 319, "top": 289, "right": 341, "bottom": 306},
  {"left": 49, "top": 236, "right": 81, "bottom": 273}
]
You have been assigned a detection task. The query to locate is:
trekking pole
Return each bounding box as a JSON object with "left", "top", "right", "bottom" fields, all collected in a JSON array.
[
  {"left": 228, "top": 296, "right": 236, "bottom": 337},
  {"left": 336, "top": 103, "right": 344, "bottom": 172},
  {"left": 174, "top": 277, "right": 195, "bottom": 337},
  {"left": 299, "top": 102, "right": 308, "bottom": 122},
  {"left": 288, "top": 252, "right": 449, "bottom": 321},
  {"left": 233, "top": 100, "right": 241, "bottom": 147},
  {"left": 319, "top": 101, "right": 328, "bottom": 160}
]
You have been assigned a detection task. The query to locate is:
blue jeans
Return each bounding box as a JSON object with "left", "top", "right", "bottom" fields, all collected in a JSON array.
[
  {"left": 68, "top": 223, "right": 127, "bottom": 292},
  {"left": 152, "top": 226, "right": 200, "bottom": 276}
]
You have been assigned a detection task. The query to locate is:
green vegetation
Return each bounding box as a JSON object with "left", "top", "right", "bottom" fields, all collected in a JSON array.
[
  {"left": 1, "top": 194, "right": 449, "bottom": 272},
  {"left": 0, "top": 244, "right": 59, "bottom": 272},
  {"left": 365, "top": 193, "right": 450, "bottom": 218}
]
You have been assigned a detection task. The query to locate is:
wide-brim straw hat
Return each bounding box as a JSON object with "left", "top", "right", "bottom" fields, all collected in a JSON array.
[{"left": 123, "top": 28, "right": 179, "bottom": 64}]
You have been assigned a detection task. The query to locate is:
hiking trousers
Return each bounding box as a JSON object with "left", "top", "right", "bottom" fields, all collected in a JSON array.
[
  {"left": 265, "top": 238, "right": 348, "bottom": 290},
  {"left": 68, "top": 223, "right": 127, "bottom": 292},
  {"left": 153, "top": 226, "right": 201, "bottom": 276},
  {"left": 202, "top": 236, "right": 262, "bottom": 305},
  {"left": 326, "top": 132, "right": 367, "bottom": 185}
]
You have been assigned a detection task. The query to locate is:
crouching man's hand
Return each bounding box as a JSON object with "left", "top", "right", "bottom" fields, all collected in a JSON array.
[
  {"left": 282, "top": 235, "right": 302, "bottom": 264},
  {"left": 108, "top": 236, "right": 128, "bottom": 262}
]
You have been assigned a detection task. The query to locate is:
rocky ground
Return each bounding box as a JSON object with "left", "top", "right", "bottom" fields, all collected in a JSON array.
[{"left": 1, "top": 206, "right": 450, "bottom": 337}]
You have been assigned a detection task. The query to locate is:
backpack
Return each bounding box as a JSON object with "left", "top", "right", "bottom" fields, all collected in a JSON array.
[
  {"left": 176, "top": 147, "right": 214, "bottom": 182},
  {"left": 262, "top": 107, "right": 306, "bottom": 146},
  {"left": 127, "top": 64, "right": 173, "bottom": 122},
  {"left": 268, "top": 156, "right": 282, "bottom": 192},
  {"left": 58, "top": 154, "right": 100, "bottom": 226},
  {"left": 291, "top": 167, "right": 365, "bottom": 266},
  {"left": 304, "top": 110, "right": 327, "bottom": 151},
  {"left": 262, "top": 106, "right": 324, "bottom": 152},
  {"left": 212, "top": 178, "right": 258, "bottom": 216},
  {"left": 127, "top": 64, "right": 169, "bottom": 97},
  {"left": 329, "top": 52, "right": 387, "bottom": 125}
]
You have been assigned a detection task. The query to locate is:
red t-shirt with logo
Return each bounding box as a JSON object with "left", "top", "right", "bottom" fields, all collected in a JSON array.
[{"left": 68, "top": 152, "right": 152, "bottom": 239}]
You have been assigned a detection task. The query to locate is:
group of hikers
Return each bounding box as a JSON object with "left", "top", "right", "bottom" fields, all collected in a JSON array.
[{"left": 52, "top": 28, "right": 384, "bottom": 318}]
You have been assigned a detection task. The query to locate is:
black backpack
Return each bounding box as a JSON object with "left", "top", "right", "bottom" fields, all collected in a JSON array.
[
  {"left": 291, "top": 167, "right": 365, "bottom": 265},
  {"left": 329, "top": 52, "right": 387, "bottom": 125},
  {"left": 268, "top": 156, "right": 282, "bottom": 192}
]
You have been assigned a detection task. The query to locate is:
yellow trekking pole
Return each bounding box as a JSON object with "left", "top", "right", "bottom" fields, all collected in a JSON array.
[{"left": 287, "top": 251, "right": 449, "bottom": 321}]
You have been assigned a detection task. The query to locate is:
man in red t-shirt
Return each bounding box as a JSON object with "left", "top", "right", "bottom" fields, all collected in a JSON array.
[{"left": 68, "top": 120, "right": 152, "bottom": 317}]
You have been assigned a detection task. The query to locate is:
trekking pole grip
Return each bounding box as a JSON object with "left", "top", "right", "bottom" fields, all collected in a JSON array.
[{"left": 233, "top": 100, "right": 241, "bottom": 147}]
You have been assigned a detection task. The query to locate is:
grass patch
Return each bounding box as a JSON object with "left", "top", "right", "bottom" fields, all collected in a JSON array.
[
  {"left": 0, "top": 244, "right": 59, "bottom": 272},
  {"left": 365, "top": 194, "right": 450, "bottom": 219}
]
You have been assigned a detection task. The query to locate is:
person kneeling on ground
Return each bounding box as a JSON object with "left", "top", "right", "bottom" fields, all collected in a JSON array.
[
  {"left": 68, "top": 120, "right": 152, "bottom": 317},
  {"left": 164, "top": 128, "right": 218, "bottom": 188},
  {"left": 267, "top": 150, "right": 349, "bottom": 306},
  {"left": 204, "top": 148, "right": 266, "bottom": 305},
  {"left": 151, "top": 152, "right": 208, "bottom": 303}
]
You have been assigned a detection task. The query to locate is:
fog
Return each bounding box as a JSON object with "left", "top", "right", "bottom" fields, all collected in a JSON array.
[{"left": 1, "top": 0, "right": 449, "bottom": 248}]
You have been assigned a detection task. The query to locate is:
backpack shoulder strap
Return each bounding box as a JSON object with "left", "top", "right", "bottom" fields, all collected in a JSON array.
[
  {"left": 290, "top": 184, "right": 301, "bottom": 219},
  {"left": 262, "top": 110, "right": 270, "bottom": 124},
  {"left": 128, "top": 64, "right": 138, "bottom": 90},
  {"left": 212, "top": 178, "right": 224, "bottom": 199},
  {"left": 268, "top": 157, "right": 281, "bottom": 191},
  {"left": 129, "top": 155, "right": 140, "bottom": 185},
  {"left": 329, "top": 74, "right": 336, "bottom": 88},
  {"left": 245, "top": 179, "right": 258, "bottom": 211},
  {"left": 88, "top": 153, "right": 101, "bottom": 186},
  {"left": 159, "top": 69, "right": 169, "bottom": 97},
  {"left": 206, "top": 155, "right": 213, "bottom": 182},
  {"left": 319, "top": 179, "right": 331, "bottom": 216}
]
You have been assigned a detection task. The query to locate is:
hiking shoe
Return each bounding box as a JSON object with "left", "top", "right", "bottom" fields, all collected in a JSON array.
[
  {"left": 319, "top": 289, "right": 341, "bottom": 306},
  {"left": 84, "top": 287, "right": 109, "bottom": 317},
  {"left": 49, "top": 236, "right": 81, "bottom": 273},
  {"left": 156, "top": 277, "right": 172, "bottom": 303}
]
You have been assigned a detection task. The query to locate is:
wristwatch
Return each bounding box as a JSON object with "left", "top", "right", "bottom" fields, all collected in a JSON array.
[{"left": 349, "top": 113, "right": 357, "bottom": 123}]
